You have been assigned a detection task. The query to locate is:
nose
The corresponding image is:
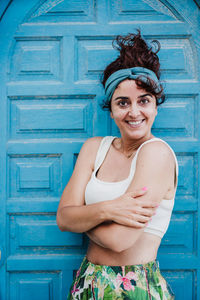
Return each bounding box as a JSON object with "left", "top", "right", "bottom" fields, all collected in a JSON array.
[{"left": 128, "top": 103, "right": 140, "bottom": 118}]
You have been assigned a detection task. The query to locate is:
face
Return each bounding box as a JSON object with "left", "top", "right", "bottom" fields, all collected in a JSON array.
[{"left": 110, "top": 79, "right": 157, "bottom": 141}]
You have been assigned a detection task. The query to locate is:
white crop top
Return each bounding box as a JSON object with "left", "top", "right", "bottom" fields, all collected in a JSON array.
[{"left": 85, "top": 136, "right": 178, "bottom": 238}]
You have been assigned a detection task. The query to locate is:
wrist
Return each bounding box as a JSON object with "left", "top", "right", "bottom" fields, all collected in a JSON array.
[{"left": 98, "top": 200, "right": 112, "bottom": 222}]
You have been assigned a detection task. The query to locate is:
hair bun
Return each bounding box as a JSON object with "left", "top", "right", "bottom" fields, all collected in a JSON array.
[
  {"left": 101, "top": 29, "right": 165, "bottom": 110},
  {"left": 112, "top": 30, "right": 161, "bottom": 79}
]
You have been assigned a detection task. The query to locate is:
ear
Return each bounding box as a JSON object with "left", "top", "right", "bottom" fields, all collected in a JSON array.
[{"left": 110, "top": 111, "right": 114, "bottom": 119}]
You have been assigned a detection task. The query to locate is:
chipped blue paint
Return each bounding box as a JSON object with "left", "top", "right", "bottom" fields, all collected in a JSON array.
[
  {"left": 30, "top": 0, "right": 65, "bottom": 19},
  {"left": 143, "top": 0, "right": 183, "bottom": 19}
]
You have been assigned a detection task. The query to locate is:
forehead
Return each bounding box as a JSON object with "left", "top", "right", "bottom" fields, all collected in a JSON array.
[{"left": 113, "top": 79, "right": 148, "bottom": 96}]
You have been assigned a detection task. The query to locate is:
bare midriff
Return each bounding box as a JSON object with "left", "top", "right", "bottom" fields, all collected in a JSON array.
[{"left": 86, "top": 232, "right": 161, "bottom": 266}]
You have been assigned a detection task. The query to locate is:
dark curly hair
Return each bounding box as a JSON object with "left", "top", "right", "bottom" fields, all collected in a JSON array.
[{"left": 101, "top": 30, "right": 165, "bottom": 111}]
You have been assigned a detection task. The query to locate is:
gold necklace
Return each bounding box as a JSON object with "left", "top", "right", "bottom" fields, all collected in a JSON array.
[
  {"left": 126, "top": 151, "right": 135, "bottom": 159},
  {"left": 114, "top": 139, "right": 135, "bottom": 159}
]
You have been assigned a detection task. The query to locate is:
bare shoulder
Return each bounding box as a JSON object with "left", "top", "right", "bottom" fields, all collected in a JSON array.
[
  {"left": 83, "top": 136, "right": 103, "bottom": 149},
  {"left": 137, "top": 140, "right": 175, "bottom": 169},
  {"left": 81, "top": 136, "right": 103, "bottom": 156},
  {"left": 127, "top": 140, "right": 176, "bottom": 195},
  {"left": 77, "top": 136, "right": 104, "bottom": 169}
]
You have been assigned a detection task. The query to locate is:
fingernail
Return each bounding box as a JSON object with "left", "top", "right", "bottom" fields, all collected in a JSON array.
[{"left": 142, "top": 186, "right": 148, "bottom": 191}]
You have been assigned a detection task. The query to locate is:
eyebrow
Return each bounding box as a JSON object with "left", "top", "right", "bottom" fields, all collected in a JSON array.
[
  {"left": 114, "top": 93, "right": 153, "bottom": 101},
  {"left": 114, "top": 96, "right": 129, "bottom": 101},
  {"left": 138, "top": 93, "right": 153, "bottom": 99}
]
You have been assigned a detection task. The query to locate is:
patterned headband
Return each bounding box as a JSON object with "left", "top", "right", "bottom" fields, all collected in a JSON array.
[{"left": 104, "top": 67, "right": 161, "bottom": 102}]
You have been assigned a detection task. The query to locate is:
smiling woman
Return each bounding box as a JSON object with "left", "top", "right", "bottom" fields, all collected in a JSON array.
[
  {"left": 57, "top": 30, "right": 178, "bottom": 299},
  {"left": 110, "top": 80, "right": 158, "bottom": 142}
]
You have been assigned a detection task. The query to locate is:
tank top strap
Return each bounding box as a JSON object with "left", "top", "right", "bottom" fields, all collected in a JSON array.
[
  {"left": 130, "top": 137, "right": 179, "bottom": 181},
  {"left": 94, "top": 136, "right": 116, "bottom": 172}
]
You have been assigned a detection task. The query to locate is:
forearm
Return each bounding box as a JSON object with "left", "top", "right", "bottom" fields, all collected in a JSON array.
[
  {"left": 57, "top": 189, "right": 152, "bottom": 235},
  {"left": 56, "top": 202, "right": 109, "bottom": 233},
  {"left": 86, "top": 222, "right": 142, "bottom": 252},
  {"left": 86, "top": 221, "right": 113, "bottom": 248}
]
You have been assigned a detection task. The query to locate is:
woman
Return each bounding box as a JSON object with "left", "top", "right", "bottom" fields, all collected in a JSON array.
[{"left": 57, "top": 30, "right": 178, "bottom": 299}]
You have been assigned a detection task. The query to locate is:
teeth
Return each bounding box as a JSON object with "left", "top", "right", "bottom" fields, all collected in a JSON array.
[{"left": 128, "top": 120, "right": 143, "bottom": 125}]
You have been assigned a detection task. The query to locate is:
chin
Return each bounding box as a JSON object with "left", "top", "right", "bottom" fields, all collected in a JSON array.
[
  {"left": 130, "top": 127, "right": 152, "bottom": 138},
  {"left": 125, "top": 131, "right": 146, "bottom": 140}
]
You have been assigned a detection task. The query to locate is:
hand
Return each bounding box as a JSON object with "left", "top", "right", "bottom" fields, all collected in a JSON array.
[{"left": 106, "top": 188, "right": 158, "bottom": 228}]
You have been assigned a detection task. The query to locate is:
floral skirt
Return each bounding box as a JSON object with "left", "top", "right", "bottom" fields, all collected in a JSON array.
[{"left": 67, "top": 256, "right": 175, "bottom": 299}]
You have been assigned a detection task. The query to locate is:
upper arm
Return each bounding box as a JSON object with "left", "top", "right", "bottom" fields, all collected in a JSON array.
[
  {"left": 57, "top": 137, "right": 103, "bottom": 211},
  {"left": 126, "top": 141, "right": 175, "bottom": 202}
]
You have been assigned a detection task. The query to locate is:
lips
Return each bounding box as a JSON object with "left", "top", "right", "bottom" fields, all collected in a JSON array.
[{"left": 126, "top": 119, "right": 145, "bottom": 128}]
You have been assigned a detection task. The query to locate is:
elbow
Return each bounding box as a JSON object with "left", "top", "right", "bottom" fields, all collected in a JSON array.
[
  {"left": 100, "top": 226, "right": 137, "bottom": 253},
  {"left": 56, "top": 209, "right": 84, "bottom": 233},
  {"left": 106, "top": 233, "right": 137, "bottom": 253},
  {"left": 56, "top": 208, "right": 71, "bottom": 232},
  {"left": 105, "top": 236, "right": 129, "bottom": 253},
  {"left": 56, "top": 212, "right": 66, "bottom": 232},
  {"left": 109, "top": 243, "right": 128, "bottom": 253},
  {"left": 110, "top": 242, "right": 136, "bottom": 253},
  {"left": 57, "top": 223, "right": 66, "bottom": 232}
]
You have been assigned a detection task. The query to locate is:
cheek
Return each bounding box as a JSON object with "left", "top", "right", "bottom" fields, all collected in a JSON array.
[
  {"left": 111, "top": 109, "right": 126, "bottom": 120},
  {"left": 146, "top": 107, "right": 157, "bottom": 118}
]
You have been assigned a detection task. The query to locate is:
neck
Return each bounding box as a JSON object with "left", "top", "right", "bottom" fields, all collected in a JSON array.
[{"left": 116, "top": 133, "right": 154, "bottom": 158}]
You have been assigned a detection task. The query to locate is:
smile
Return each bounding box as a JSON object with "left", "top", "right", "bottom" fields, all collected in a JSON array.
[{"left": 126, "top": 119, "right": 145, "bottom": 127}]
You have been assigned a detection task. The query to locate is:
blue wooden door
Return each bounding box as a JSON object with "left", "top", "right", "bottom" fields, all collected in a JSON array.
[{"left": 0, "top": 1, "right": 199, "bottom": 299}]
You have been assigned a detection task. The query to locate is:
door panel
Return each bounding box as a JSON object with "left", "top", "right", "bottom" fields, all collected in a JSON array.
[{"left": 0, "top": 1, "right": 199, "bottom": 299}]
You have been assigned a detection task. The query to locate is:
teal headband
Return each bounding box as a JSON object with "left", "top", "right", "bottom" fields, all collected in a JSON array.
[{"left": 105, "top": 67, "right": 161, "bottom": 102}]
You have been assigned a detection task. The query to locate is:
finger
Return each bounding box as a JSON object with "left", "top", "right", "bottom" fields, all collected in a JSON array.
[
  {"left": 129, "top": 189, "right": 147, "bottom": 198},
  {"left": 113, "top": 216, "right": 147, "bottom": 228},
  {"left": 134, "top": 199, "right": 159, "bottom": 209},
  {"left": 135, "top": 214, "right": 151, "bottom": 223},
  {"left": 118, "top": 219, "right": 146, "bottom": 228},
  {"left": 135, "top": 207, "right": 155, "bottom": 217},
  {"left": 142, "top": 201, "right": 160, "bottom": 209},
  {"left": 127, "top": 220, "right": 147, "bottom": 228},
  {"left": 119, "top": 213, "right": 151, "bottom": 227},
  {"left": 128, "top": 211, "right": 151, "bottom": 222}
]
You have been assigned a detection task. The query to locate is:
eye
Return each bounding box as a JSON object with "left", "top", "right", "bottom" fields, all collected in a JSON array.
[
  {"left": 139, "top": 98, "right": 149, "bottom": 105},
  {"left": 117, "top": 99, "right": 129, "bottom": 107}
]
